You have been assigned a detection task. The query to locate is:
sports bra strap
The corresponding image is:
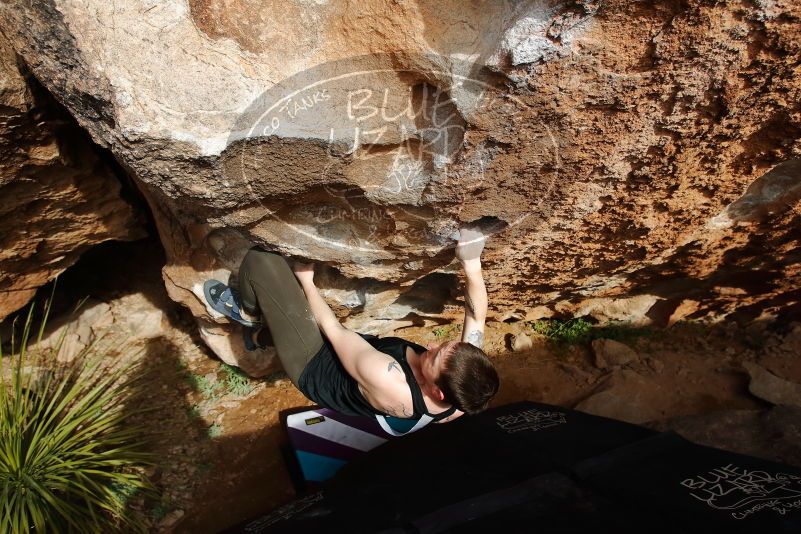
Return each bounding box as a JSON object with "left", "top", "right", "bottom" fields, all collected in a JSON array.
[
  {"left": 432, "top": 405, "right": 457, "bottom": 421},
  {"left": 368, "top": 336, "right": 458, "bottom": 425},
  {"left": 394, "top": 349, "right": 430, "bottom": 416},
  {"left": 376, "top": 414, "right": 434, "bottom": 437}
]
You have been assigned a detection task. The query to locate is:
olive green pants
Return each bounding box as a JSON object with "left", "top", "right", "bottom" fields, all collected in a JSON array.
[{"left": 238, "top": 248, "right": 324, "bottom": 386}]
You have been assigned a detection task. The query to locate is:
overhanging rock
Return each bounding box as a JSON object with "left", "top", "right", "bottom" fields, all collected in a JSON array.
[{"left": 1, "top": 1, "right": 800, "bottom": 374}]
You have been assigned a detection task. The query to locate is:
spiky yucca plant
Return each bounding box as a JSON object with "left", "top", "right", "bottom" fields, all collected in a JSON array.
[{"left": 0, "top": 304, "right": 154, "bottom": 533}]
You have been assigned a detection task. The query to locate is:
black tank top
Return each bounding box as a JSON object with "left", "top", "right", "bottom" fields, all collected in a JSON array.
[{"left": 298, "top": 334, "right": 457, "bottom": 421}]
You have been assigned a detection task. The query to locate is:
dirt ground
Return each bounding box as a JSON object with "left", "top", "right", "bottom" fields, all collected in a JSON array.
[
  {"left": 151, "top": 316, "right": 799, "bottom": 533},
  {"left": 5, "top": 238, "right": 799, "bottom": 532}
]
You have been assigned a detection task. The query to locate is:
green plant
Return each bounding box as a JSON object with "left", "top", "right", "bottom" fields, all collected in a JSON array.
[
  {"left": 221, "top": 364, "right": 253, "bottom": 397},
  {"left": 433, "top": 323, "right": 461, "bottom": 340},
  {"left": 183, "top": 372, "right": 200, "bottom": 389},
  {"left": 207, "top": 423, "right": 223, "bottom": 439},
  {"left": 150, "top": 499, "right": 170, "bottom": 522},
  {"left": 0, "top": 305, "right": 154, "bottom": 533},
  {"left": 186, "top": 405, "right": 202, "bottom": 420},
  {"left": 530, "top": 318, "right": 593, "bottom": 345},
  {"left": 528, "top": 318, "right": 657, "bottom": 348},
  {"left": 186, "top": 373, "right": 222, "bottom": 400},
  {"left": 593, "top": 321, "right": 659, "bottom": 344}
]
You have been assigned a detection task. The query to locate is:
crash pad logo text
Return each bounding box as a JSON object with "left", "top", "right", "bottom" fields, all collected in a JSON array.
[
  {"left": 495, "top": 408, "right": 567, "bottom": 434},
  {"left": 681, "top": 464, "right": 801, "bottom": 520}
]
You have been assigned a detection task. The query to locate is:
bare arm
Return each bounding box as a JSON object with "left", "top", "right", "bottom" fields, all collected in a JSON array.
[
  {"left": 461, "top": 259, "right": 487, "bottom": 348},
  {"left": 293, "top": 265, "right": 378, "bottom": 379},
  {"left": 292, "top": 263, "right": 411, "bottom": 412},
  {"left": 455, "top": 228, "right": 487, "bottom": 348},
  {"left": 291, "top": 263, "right": 345, "bottom": 337}
]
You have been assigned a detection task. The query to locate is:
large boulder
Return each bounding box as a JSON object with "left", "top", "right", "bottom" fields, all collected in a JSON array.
[
  {"left": 1, "top": 1, "right": 800, "bottom": 373},
  {"left": 0, "top": 32, "right": 144, "bottom": 322}
]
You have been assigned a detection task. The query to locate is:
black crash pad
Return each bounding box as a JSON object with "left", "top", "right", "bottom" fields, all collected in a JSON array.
[{"left": 226, "top": 401, "right": 801, "bottom": 533}]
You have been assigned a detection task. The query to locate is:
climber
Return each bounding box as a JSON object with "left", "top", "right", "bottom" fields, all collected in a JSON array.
[{"left": 203, "top": 228, "right": 499, "bottom": 434}]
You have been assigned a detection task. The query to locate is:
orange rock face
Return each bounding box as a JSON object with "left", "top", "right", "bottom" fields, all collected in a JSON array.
[
  {"left": 0, "top": 1, "right": 798, "bottom": 373},
  {"left": 0, "top": 34, "right": 144, "bottom": 322}
]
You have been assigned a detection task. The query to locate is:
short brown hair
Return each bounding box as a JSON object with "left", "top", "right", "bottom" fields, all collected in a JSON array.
[{"left": 436, "top": 342, "right": 499, "bottom": 415}]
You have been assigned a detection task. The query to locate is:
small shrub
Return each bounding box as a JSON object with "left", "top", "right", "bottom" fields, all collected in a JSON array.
[
  {"left": 150, "top": 499, "right": 170, "bottom": 522},
  {"left": 222, "top": 364, "right": 253, "bottom": 397},
  {"left": 593, "top": 321, "right": 658, "bottom": 344},
  {"left": 0, "top": 305, "right": 154, "bottom": 533},
  {"left": 187, "top": 405, "right": 202, "bottom": 420},
  {"left": 186, "top": 373, "right": 222, "bottom": 400},
  {"left": 207, "top": 423, "right": 223, "bottom": 439},
  {"left": 529, "top": 319, "right": 656, "bottom": 348},
  {"left": 530, "top": 318, "right": 593, "bottom": 345},
  {"left": 433, "top": 323, "right": 461, "bottom": 340}
]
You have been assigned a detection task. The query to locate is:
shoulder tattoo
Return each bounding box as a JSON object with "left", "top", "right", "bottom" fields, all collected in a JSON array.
[
  {"left": 384, "top": 403, "right": 412, "bottom": 418},
  {"left": 387, "top": 360, "right": 403, "bottom": 374}
]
